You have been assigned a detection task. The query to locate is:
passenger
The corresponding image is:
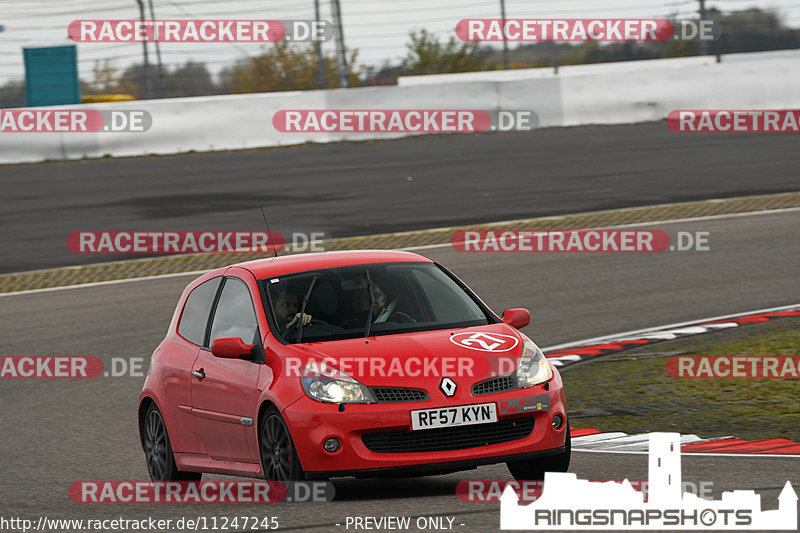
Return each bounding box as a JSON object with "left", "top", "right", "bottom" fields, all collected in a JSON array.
[{"left": 344, "top": 281, "right": 415, "bottom": 327}]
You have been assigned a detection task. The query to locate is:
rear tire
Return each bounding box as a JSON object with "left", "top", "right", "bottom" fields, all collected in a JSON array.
[
  {"left": 259, "top": 406, "right": 305, "bottom": 482},
  {"left": 143, "top": 403, "right": 202, "bottom": 482},
  {"left": 507, "top": 425, "right": 571, "bottom": 480}
]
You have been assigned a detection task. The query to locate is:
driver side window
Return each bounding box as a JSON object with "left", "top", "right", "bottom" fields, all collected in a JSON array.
[{"left": 209, "top": 277, "right": 259, "bottom": 347}]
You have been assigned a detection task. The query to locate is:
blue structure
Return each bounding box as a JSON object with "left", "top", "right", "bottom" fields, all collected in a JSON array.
[{"left": 23, "top": 43, "right": 81, "bottom": 106}]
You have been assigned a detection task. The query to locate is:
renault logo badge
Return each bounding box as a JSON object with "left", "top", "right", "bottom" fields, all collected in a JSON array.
[{"left": 440, "top": 377, "right": 457, "bottom": 397}]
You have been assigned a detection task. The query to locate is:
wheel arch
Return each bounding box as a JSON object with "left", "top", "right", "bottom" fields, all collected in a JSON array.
[
  {"left": 256, "top": 397, "right": 307, "bottom": 480},
  {"left": 137, "top": 395, "right": 158, "bottom": 448},
  {"left": 256, "top": 399, "right": 279, "bottom": 441}
]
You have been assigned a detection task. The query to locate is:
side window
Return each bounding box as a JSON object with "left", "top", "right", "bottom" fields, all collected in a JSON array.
[
  {"left": 209, "top": 277, "right": 259, "bottom": 346},
  {"left": 177, "top": 277, "right": 222, "bottom": 346}
]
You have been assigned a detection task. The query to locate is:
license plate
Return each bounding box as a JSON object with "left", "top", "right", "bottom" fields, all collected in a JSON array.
[{"left": 411, "top": 403, "right": 497, "bottom": 431}]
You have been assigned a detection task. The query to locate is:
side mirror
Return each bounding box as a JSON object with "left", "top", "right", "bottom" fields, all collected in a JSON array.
[
  {"left": 502, "top": 308, "right": 531, "bottom": 329},
  {"left": 211, "top": 337, "right": 255, "bottom": 359}
]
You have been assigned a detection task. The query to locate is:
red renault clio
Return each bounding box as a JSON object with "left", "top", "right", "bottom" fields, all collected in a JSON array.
[{"left": 138, "top": 250, "right": 569, "bottom": 482}]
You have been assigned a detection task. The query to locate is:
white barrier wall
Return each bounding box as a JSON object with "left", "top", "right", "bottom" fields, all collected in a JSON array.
[
  {"left": 558, "top": 50, "right": 800, "bottom": 126},
  {"left": 1, "top": 49, "right": 798, "bottom": 164}
]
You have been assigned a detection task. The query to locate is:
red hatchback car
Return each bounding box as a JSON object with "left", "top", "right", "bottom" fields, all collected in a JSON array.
[{"left": 138, "top": 250, "right": 569, "bottom": 482}]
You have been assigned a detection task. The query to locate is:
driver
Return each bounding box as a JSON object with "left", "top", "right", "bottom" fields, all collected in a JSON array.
[{"left": 272, "top": 288, "right": 312, "bottom": 333}]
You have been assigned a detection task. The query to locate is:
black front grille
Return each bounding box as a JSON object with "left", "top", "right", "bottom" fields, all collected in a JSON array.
[
  {"left": 472, "top": 374, "right": 517, "bottom": 395},
  {"left": 362, "top": 418, "right": 534, "bottom": 453},
  {"left": 371, "top": 387, "right": 429, "bottom": 403}
]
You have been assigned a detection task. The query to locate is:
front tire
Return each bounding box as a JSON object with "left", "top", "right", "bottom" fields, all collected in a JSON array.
[
  {"left": 259, "top": 406, "right": 305, "bottom": 482},
  {"left": 507, "top": 425, "right": 571, "bottom": 480},
  {"left": 143, "top": 403, "right": 202, "bottom": 482}
]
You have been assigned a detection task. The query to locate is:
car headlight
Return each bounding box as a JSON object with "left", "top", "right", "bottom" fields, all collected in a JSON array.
[
  {"left": 517, "top": 338, "right": 553, "bottom": 388},
  {"left": 301, "top": 361, "right": 376, "bottom": 404}
]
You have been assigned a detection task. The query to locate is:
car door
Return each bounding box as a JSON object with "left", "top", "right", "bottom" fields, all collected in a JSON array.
[
  {"left": 191, "top": 276, "right": 262, "bottom": 463},
  {"left": 161, "top": 275, "right": 222, "bottom": 455}
]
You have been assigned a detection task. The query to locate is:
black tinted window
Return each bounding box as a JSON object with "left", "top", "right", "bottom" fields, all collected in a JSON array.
[
  {"left": 209, "top": 278, "right": 259, "bottom": 346},
  {"left": 178, "top": 277, "right": 222, "bottom": 346},
  {"left": 263, "top": 262, "right": 491, "bottom": 344}
]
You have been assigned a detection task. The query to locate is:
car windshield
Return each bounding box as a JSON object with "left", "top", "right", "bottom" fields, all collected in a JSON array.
[{"left": 261, "top": 262, "right": 493, "bottom": 344}]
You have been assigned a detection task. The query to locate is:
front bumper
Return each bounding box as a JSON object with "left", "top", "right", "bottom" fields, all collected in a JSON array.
[{"left": 281, "top": 373, "right": 568, "bottom": 477}]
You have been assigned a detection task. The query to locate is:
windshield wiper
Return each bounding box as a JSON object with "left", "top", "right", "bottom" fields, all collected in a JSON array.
[
  {"left": 296, "top": 275, "right": 318, "bottom": 343},
  {"left": 364, "top": 270, "right": 375, "bottom": 338}
]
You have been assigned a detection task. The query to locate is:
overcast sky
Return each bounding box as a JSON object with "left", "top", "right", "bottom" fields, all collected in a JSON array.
[{"left": 1, "top": 0, "right": 797, "bottom": 84}]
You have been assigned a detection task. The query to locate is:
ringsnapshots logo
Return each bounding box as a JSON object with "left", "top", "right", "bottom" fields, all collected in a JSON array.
[
  {"left": 0, "top": 110, "right": 151, "bottom": 133},
  {"left": 69, "top": 20, "right": 334, "bottom": 43},
  {"left": 500, "top": 432, "right": 797, "bottom": 530},
  {"left": 455, "top": 19, "right": 720, "bottom": 42},
  {"left": 273, "top": 109, "right": 539, "bottom": 133}
]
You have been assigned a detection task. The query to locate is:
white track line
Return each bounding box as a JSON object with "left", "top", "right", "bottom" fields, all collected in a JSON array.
[
  {"left": 542, "top": 303, "right": 800, "bottom": 352},
  {"left": 0, "top": 270, "right": 206, "bottom": 298},
  {"left": 1, "top": 206, "right": 798, "bottom": 298},
  {"left": 574, "top": 449, "right": 800, "bottom": 458}
]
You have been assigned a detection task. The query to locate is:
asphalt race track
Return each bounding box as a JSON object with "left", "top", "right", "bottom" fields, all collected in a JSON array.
[
  {"left": 1, "top": 210, "right": 798, "bottom": 531},
  {"left": 2, "top": 121, "right": 800, "bottom": 273}
]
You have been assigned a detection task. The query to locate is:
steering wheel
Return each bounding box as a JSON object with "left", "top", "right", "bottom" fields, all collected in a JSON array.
[{"left": 285, "top": 317, "right": 330, "bottom": 330}]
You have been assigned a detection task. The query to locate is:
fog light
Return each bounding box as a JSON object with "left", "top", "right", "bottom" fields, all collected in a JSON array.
[
  {"left": 323, "top": 438, "right": 340, "bottom": 452},
  {"left": 552, "top": 414, "right": 563, "bottom": 429}
]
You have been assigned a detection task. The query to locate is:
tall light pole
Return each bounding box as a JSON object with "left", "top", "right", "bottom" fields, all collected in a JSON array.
[
  {"left": 148, "top": 0, "right": 166, "bottom": 97},
  {"left": 698, "top": 0, "right": 710, "bottom": 56},
  {"left": 500, "top": 0, "right": 510, "bottom": 70},
  {"left": 134, "top": 0, "right": 152, "bottom": 98},
  {"left": 314, "top": 0, "right": 325, "bottom": 89},
  {"left": 330, "top": 0, "right": 349, "bottom": 88}
]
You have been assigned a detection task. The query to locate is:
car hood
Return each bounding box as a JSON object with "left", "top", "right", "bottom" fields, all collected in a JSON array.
[{"left": 282, "top": 322, "right": 527, "bottom": 387}]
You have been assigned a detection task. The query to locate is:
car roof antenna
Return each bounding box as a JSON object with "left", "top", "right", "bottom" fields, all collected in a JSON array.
[{"left": 259, "top": 205, "right": 279, "bottom": 258}]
